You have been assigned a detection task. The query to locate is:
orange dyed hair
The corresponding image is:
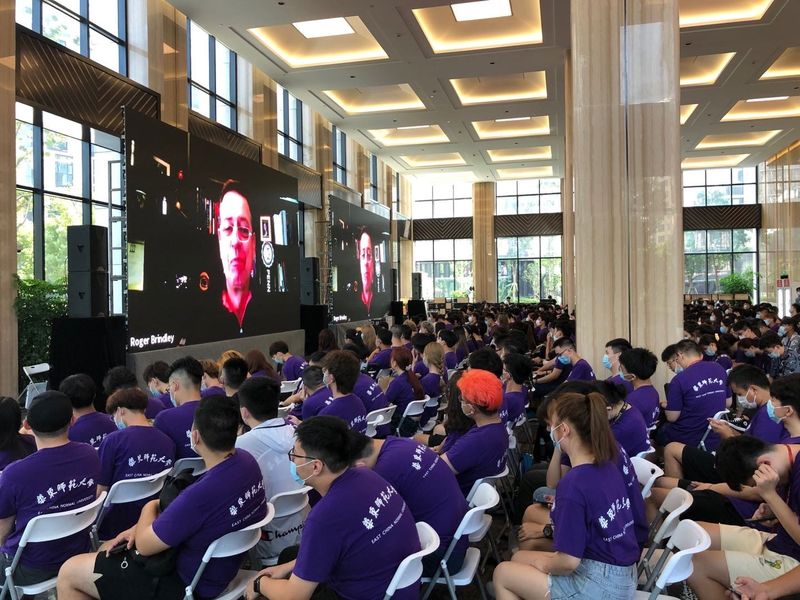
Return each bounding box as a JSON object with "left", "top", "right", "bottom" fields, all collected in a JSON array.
[{"left": 457, "top": 368, "right": 502, "bottom": 412}]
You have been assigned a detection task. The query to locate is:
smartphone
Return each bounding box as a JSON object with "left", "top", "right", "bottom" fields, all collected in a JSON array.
[
  {"left": 108, "top": 540, "right": 129, "bottom": 555},
  {"left": 745, "top": 516, "right": 775, "bottom": 523},
  {"left": 728, "top": 586, "right": 742, "bottom": 599}
]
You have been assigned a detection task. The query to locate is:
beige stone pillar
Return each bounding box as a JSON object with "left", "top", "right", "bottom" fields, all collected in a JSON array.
[
  {"left": 1, "top": 0, "right": 18, "bottom": 394},
  {"left": 561, "top": 53, "right": 576, "bottom": 310},
  {"left": 399, "top": 175, "right": 413, "bottom": 301},
  {"left": 473, "top": 182, "right": 496, "bottom": 302},
  {"left": 572, "top": 0, "right": 683, "bottom": 390}
]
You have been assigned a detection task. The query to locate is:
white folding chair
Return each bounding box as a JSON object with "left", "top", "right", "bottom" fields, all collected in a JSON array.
[
  {"left": 396, "top": 398, "right": 429, "bottom": 436},
  {"left": 19, "top": 363, "right": 49, "bottom": 409},
  {"left": 635, "top": 519, "right": 711, "bottom": 599},
  {"left": 384, "top": 522, "right": 440, "bottom": 600},
  {"left": 630, "top": 456, "right": 664, "bottom": 499},
  {"left": 183, "top": 504, "right": 275, "bottom": 600},
  {"left": 171, "top": 457, "right": 206, "bottom": 476},
  {"left": 277, "top": 404, "right": 293, "bottom": 419},
  {"left": 366, "top": 406, "right": 397, "bottom": 437},
  {"left": 421, "top": 396, "right": 441, "bottom": 432},
  {"left": 376, "top": 368, "right": 393, "bottom": 381},
  {"left": 269, "top": 486, "right": 312, "bottom": 519},
  {"left": 280, "top": 378, "right": 301, "bottom": 394},
  {"left": 421, "top": 483, "right": 500, "bottom": 600},
  {"left": 466, "top": 464, "right": 510, "bottom": 504},
  {"left": 91, "top": 468, "right": 172, "bottom": 548},
  {"left": 636, "top": 446, "right": 656, "bottom": 459},
  {"left": 698, "top": 410, "right": 728, "bottom": 452},
  {"left": 0, "top": 492, "right": 106, "bottom": 600},
  {"left": 638, "top": 488, "right": 694, "bottom": 588}
]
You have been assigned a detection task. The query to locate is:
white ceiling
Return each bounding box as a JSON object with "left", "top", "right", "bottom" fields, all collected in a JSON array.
[{"left": 169, "top": 0, "right": 800, "bottom": 181}]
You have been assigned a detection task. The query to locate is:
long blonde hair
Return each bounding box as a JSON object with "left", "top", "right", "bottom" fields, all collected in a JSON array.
[
  {"left": 423, "top": 342, "right": 444, "bottom": 374},
  {"left": 218, "top": 349, "right": 244, "bottom": 371},
  {"left": 360, "top": 325, "right": 377, "bottom": 353}
]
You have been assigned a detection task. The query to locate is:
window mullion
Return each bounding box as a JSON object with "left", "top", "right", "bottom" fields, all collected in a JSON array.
[{"left": 208, "top": 33, "right": 216, "bottom": 121}]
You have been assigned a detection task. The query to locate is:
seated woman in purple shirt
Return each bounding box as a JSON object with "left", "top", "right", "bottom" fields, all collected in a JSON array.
[
  {"left": 453, "top": 327, "right": 470, "bottom": 364},
  {"left": 318, "top": 351, "right": 367, "bottom": 434},
  {"left": 419, "top": 342, "right": 446, "bottom": 426},
  {"left": 619, "top": 347, "right": 661, "bottom": 427},
  {"left": 599, "top": 380, "right": 650, "bottom": 458},
  {"left": 411, "top": 332, "right": 433, "bottom": 378},
  {"left": 426, "top": 371, "right": 474, "bottom": 454},
  {"left": 246, "top": 416, "right": 421, "bottom": 600},
  {"left": 0, "top": 397, "right": 36, "bottom": 471},
  {"left": 199, "top": 359, "right": 227, "bottom": 397},
  {"left": 244, "top": 349, "right": 281, "bottom": 383},
  {"left": 493, "top": 391, "right": 640, "bottom": 600},
  {"left": 385, "top": 348, "right": 427, "bottom": 437},
  {"left": 501, "top": 353, "right": 532, "bottom": 424}
]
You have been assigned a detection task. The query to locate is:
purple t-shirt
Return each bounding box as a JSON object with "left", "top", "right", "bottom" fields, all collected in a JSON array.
[
  {"left": 146, "top": 396, "right": 166, "bottom": 419},
  {"left": 368, "top": 348, "right": 393, "bottom": 370},
  {"left": 413, "top": 360, "right": 429, "bottom": 378},
  {"left": 154, "top": 399, "right": 200, "bottom": 459},
  {"left": 282, "top": 355, "right": 308, "bottom": 382},
  {"left": 373, "top": 438, "right": 468, "bottom": 561},
  {"left": 717, "top": 355, "right": 733, "bottom": 371},
  {"left": 301, "top": 387, "right": 333, "bottom": 421},
  {"left": 153, "top": 450, "right": 267, "bottom": 598},
  {"left": 0, "top": 435, "right": 36, "bottom": 471},
  {"left": 201, "top": 385, "right": 226, "bottom": 398},
  {"left": 68, "top": 411, "right": 116, "bottom": 449},
  {"left": 611, "top": 406, "right": 650, "bottom": 457},
  {"left": 734, "top": 349, "right": 757, "bottom": 366},
  {"left": 156, "top": 390, "right": 173, "bottom": 410},
  {"left": 445, "top": 422, "right": 509, "bottom": 495},
  {"left": 746, "top": 404, "right": 787, "bottom": 442},
  {"left": 608, "top": 374, "right": 634, "bottom": 395},
  {"left": 662, "top": 361, "right": 728, "bottom": 449},
  {"left": 455, "top": 346, "right": 468, "bottom": 363},
  {"left": 766, "top": 445, "right": 800, "bottom": 561},
  {"left": 441, "top": 427, "right": 471, "bottom": 454},
  {"left": 567, "top": 359, "right": 596, "bottom": 382},
  {"left": 420, "top": 373, "right": 444, "bottom": 423},
  {"left": 353, "top": 373, "right": 388, "bottom": 413},
  {"left": 386, "top": 375, "right": 417, "bottom": 418},
  {"left": 319, "top": 393, "right": 367, "bottom": 433},
  {"left": 97, "top": 426, "right": 176, "bottom": 539},
  {"left": 293, "top": 468, "right": 420, "bottom": 599},
  {"left": 0, "top": 442, "right": 100, "bottom": 570},
  {"left": 500, "top": 389, "right": 527, "bottom": 424},
  {"left": 444, "top": 351, "right": 458, "bottom": 371},
  {"left": 551, "top": 461, "right": 640, "bottom": 566},
  {"left": 627, "top": 385, "right": 660, "bottom": 426}
]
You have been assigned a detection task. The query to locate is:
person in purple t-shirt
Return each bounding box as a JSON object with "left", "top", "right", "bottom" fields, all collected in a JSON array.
[
  {"left": 385, "top": 347, "right": 427, "bottom": 437},
  {"left": 366, "top": 328, "right": 394, "bottom": 370},
  {"left": 200, "top": 358, "right": 227, "bottom": 397},
  {"left": 245, "top": 416, "right": 421, "bottom": 600},
  {"left": 493, "top": 391, "right": 639, "bottom": 599},
  {"left": 154, "top": 357, "right": 205, "bottom": 459},
  {"left": 603, "top": 338, "right": 634, "bottom": 394},
  {"left": 296, "top": 366, "right": 331, "bottom": 421},
  {"left": 0, "top": 392, "right": 100, "bottom": 587},
  {"left": 442, "top": 369, "right": 509, "bottom": 496},
  {"left": 419, "top": 342, "right": 446, "bottom": 427},
  {"left": 221, "top": 355, "right": 249, "bottom": 398},
  {"left": 411, "top": 332, "right": 434, "bottom": 379},
  {"left": 96, "top": 388, "right": 176, "bottom": 540},
  {"left": 102, "top": 365, "right": 164, "bottom": 420},
  {"left": 654, "top": 339, "right": 729, "bottom": 450},
  {"left": 58, "top": 395, "right": 268, "bottom": 600},
  {"left": 318, "top": 351, "right": 367, "bottom": 434},
  {"left": 501, "top": 352, "right": 532, "bottom": 424},
  {"left": 61, "top": 374, "right": 116, "bottom": 450},
  {"left": 438, "top": 329, "right": 460, "bottom": 371},
  {"left": 0, "top": 398, "right": 36, "bottom": 471},
  {"left": 619, "top": 347, "right": 661, "bottom": 427},
  {"left": 269, "top": 340, "right": 307, "bottom": 382},
  {"left": 553, "top": 338, "right": 595, "bottom": 382},
  {"left": 142, "top": 361, "right": 172, "bottom": 411}
]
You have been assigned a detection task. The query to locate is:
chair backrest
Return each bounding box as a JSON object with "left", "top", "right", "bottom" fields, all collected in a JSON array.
[
  {"left": 402, "top": 398, "right": 430, "bottom": 420},
  {"left": 424, "top": 395, "right": 440, "bottom": 409},
  {"left": 277, "top": 404, "right": 292, "bottom": 418},
  {"left": 376, "top": 369, "right": 392, "bottom": 380},
  {"left": 105, "top": 468, "right": 172, "bottom": 507},
  {"left": 20, "top": 491, "right": 107, "bottom": 547},
  {"left": 636, "top": 446, "right": 656, "bottom": 459},
  {"left": 630, "top": 456, "right": 663, "bottom": 499},
  {"left": 466, "top": 464, "right": 510, "bottom": 504},
  {"left": 654, "top": 520, "right": 711, "bottom": 590},
  {"left": 171, "top": 457, "right": 206, "bottom": 476},
  {"left": 653, "top": 487, "right": 694, "bottom": 544},
  {"left": 384, "top": 522, "right": 440, "bottom": 598},
  {"left": 366, "top": 406, "right": 397, "bottom": 437},
  {"left": 280, "top": 378, "right": 301, "bottom": 394},
  {"left": 269, "top": 486, "right": 311, "bottom": 519},
  {"left": 455, "top": 483, "right": 500, "bottom": 540},
  {"left": 22, "top": 363, "right": 50, "bottom": 381}
]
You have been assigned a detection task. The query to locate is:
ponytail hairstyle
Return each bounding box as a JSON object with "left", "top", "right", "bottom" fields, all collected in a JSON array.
[
  {"left": 392, "top": 347, "right": 425, "bottom": 400},
  {"left": 296, "top": 415, "right": 372, "bottom": 473},
  {"left": 423, "top": 342, "right": 444, "bottom": 374},
  {"left": 550, "top": 392, "right": 617, "bottom": 464}
]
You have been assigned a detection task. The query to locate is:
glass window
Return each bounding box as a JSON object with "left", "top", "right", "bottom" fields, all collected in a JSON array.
[
  {"left": 44, "top": 195, "right": 84, "bottom": 282},
  {"left": 682, "top": 167, "right": 757, "bottom": 206},
  {"left": 684, "top": 231, "right": 706, "bottom": 253},
  {"left": 332, "top": 126, "right": 347, "bottom": 186},
  {"left": 277, "top": 84, "right": 304, "bottom": 163},
  {"left": 684, "top": 228, "right": 758, "bottom": 295},
  {"left": 497, "top": 236, "right": 562, "bottom": 302},
  {"left": 414, "top": 238, "right": 473, "bottom": 299},
  {"left": 188, "top": 21, "right": 236, "bottom": 129},
  {"left": 495, "top": 179, "right": 563, "bottom": 215},
  {"left": 17, "top": 190, "right": 34, "bottom": 279},
  {"left": 707, "top": 230, "right": 732, "bottom": 253},
  {"left": 412, "top": 183, "right": 472, "bottom": 218}
]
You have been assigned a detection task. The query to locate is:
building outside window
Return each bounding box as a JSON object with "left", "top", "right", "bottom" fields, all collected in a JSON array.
[
  {"left": 497, "top": 236, "right": 562, "bottom": 302},
  {"left": 276, "top": 84, "right": 303, "bottom": 163},
  {"left": 188, "top": 20, "right": 237, "bottom": 130},
  {"left": 495, "top": 178, "right": 561, "bottom": 214},
  {"left": 368, "top": 153, "right": 379, "bottom": 203},
  {"left": 332, "top": 126, "right": 347, "bottom": 186},
  {"left": 413, "top": 239, "right": 472, "bottom": 299},
  {"left": 682, "top": 167, "right": 757, "bottom": 206},
  {"left": 412, "top": 182, "right": 472, "bottom": 219},
  {"left": 684, "top": 229, "right": 757, "bottom": 295}
]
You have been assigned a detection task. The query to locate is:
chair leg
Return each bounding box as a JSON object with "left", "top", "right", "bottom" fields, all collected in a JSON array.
[
  {"left": 474, "top": 570, "right": 489, "bottom": 600},
  {"left": 445, "top": 573, "right": 457, "bottom": 600},
  {"left": 643, "top": 549, "right": 671, "bottom": 592},
  {"left": 422, "top": 562, "right": 444, "bottom": 600}
]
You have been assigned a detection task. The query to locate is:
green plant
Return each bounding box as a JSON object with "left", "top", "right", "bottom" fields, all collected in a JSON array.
[
  {"left": 719, "top": 270, "right": 755, "bottom": 295},
  {"left": 14, "top": 277, "right": 67, "bottom": 390}
]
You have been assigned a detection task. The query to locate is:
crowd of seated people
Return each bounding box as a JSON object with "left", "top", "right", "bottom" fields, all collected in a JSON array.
[{"left": 4, "top": 299, "right": 800, "bottom": 598}]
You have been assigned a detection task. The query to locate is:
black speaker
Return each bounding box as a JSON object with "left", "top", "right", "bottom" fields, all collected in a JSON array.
[
  {"left": 301, "top": 257, "right": 320, "bottom": 305},
  {"left": 391, "top": 268, "right": 398, "bottom": 301},
  {"left": 411, "top": 272, "right": 423, "bottom": 300},
  {"left": 407, "top": 299, "right": 426, "bottom": 320},
  {"left": 390, "top": 301, "right": 404, "bottom": 323},
  {"left": 300, "top": 305, "right": 328, "bottom": 355},
  {"left": 67, "top": 225, "right": 108, "bottom": 273},
  {"left": 68, "top": 272, "right": 109, "bottom": 318}
]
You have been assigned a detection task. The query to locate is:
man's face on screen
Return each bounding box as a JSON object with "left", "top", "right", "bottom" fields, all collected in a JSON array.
[
  {"left": 218, "top": 190, "right": 255, "bottom": 291},
  {"left": 359, "top": 231, "right": 374, "bottom": 293}
]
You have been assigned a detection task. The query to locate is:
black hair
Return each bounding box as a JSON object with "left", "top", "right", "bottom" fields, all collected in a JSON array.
[
  {"left": 168, "top": 356, "right": 204, "bottom": 388},
  {"left": 376, "top": 328, "right": 393, "bottom": 347},
  {"left": 238, "top": 376, "right": 281, "bottom": 422},
  {"left": 698, "top": 334, "right": 718, "bottom": 348},
  {"left": 674, "top": 339, "right": 701, "bottom": 357},
  {"left": 468, "top": 348, "right": 503, "bottom": 378},
  {"left": 438, "top": 329, "right": 458, "bottom": 348},
  {"left": 193, "top": 394, "right": 240, "bottom": 452},
  {"left": 771, "top": 374, "right": 800, "bottom": 414},
  {"left": 605, "top": 338, "right": 632, "bottom": 354},
  {"left": 499, "top": 329, "right": 528, "bottom": 354},
  {"left": 103, "top": 366, "right": 138, "bottom": 394},
  {"left": 715, "top": 435, "right": 770, "bottom": 492},
  {"left": 269, "top": 341, "right": 290, "bottom": 355},
  {"left": 443, "top": 371, "right": 473, "bottom": 435},
  {"left": 221, "top": 356, "right": 249, "bottom": 390},
  {"left": 594, "top": 379, "right": 627, "bottom": 406},
  {"left": 619, "top": 348, "right": 657, "bottom": 380},
  {"left": 302, "top": 365, "right": 325, "bottom": 391},
  {"left": 143, "top": 361, "right": 170, "bottom": 385},
  {"left": 503, "top": 352, "right": 533, "bottom": 384},
  {"left": 759, "top": 333, "right": 782, "bottom": 351},
  {"left": 296, "top": 415, "right": 371, "bottom": 473},
  {"left": 0, "top": 397, "right": 32, "bottom": 462},
  {"left": 308, "top": 350, "right": 329, "bottom": 364},
  {"left": 324, "top": 350, "right": 360, "bottom": 394},
  {"left": 728, "top": 365, "right": 770, "bottom": 391},
  {"left": 59, "top": 373, "right": 97, "bottom": 409},
  {"left": 411, "top": 333, "right": 435, "bottom": 353},
  {"left": 554, "top": 337, "right": 576, "bottom": 352},
  {"left": 106, "top": 387, "right": 149, "bottom": 414}
]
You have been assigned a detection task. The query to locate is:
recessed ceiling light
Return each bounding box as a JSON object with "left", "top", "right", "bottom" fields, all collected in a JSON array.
[
  {"left": 680, "top": 104, "right": 699, "bottom": 125},
  {"left": 696, "top": 130, "right": 782, "bottom": 150},
  {"left": 397, "top": 125, "right": 429, "bottom": 130},
  {"left": 679, "top": 52, "right": 736, "bottom": 87},
  {"left": 761, "top": 47, "right": 800, "bottom": 81},
  {"left": 472, "top": 115, "right": 550, "bottom": 139},
  {"left": 495, "top": 116, "right": 531, "bottom": 122},
  {"left": 293, "top": 17, "right": 354, "bottom": 39},
  {"left": 451, "top": 71, "right": 547, "bottom": 105},
  {"left": 679, "top": 0, "right": 774, "bottom": 28},
  {"left": 681, "top": 154, "right": 749, "bottom": 169},
  {"left": 369, "top": 125, "right": 450, "bottom": 146},
  {"left": 746, "top": 96, "right": 789, "bottom": 103},
  {"left": 451, "top": 0, "right": 512, "bottom": 22},
  {"left": 497, "top": 166, "right": 553, "bottom": 179}
]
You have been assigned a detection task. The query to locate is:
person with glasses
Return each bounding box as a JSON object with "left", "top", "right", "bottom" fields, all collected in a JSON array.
[
  {"left": 554, "top": 338, "right": 595, "bottom": 382},
  {"left": 245, "top": 416, "right": 420, "bottom": 600},
  {"left": 358, "top": 228, "right": 375, "bottom": 316},
  {"left": 217, "top": 180, "right": 256, "bottom": 333}
]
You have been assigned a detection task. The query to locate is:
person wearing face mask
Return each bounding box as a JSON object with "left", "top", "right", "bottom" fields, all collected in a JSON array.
[
  {"left": 501, "top": 352, "right": 533, "bottom": 424},
  {"left": 199, "top": 359, "right": 226, "bottom": 397},
  {"left": 97, "top": 387, "right": 176, "bottom": 541},
  {"left": 61, "top": 373, "right": 116, "bottom": 450},
  {"left": 619, "top": 348, "right": 661, "bottom": 427},
  {"left": 385, "top": 347, "right": 426, "bottom": 437},
  {"left": 781, "top": 317, "right": 800, "bottom": 354},
  {"left": 760, "top": 333, "right": 800, "bottom": 379},
  {"left": 142, "top": 361, "right": 172, "bottom": 410},
  {"left": 245, "top": 416, "right": 421, "bottom": 600},
  {"left": 603, "top": 338, "right": 633, "bottom": 393},
  {"left": 734, "top": 338, "right": 759, "bottom": 366},
  {"left": 441, "top": 368, "right": 509, "bottom": 496},
  {"left": 556, "top": 338, "right": 595, "bottom": 382},
  {"left": 317, "top": 351, "right": 367, "bottom": 433},
  {"left": 154, "top": 357, "right": 204, "bottom": 459},
  {"left": 295, "top": 366, "right": 331, "bottom": 421},
  {"left": 699, "top": 333, "right": 735, "bottom": 371},
  {"left": 268, "top": 341, "right": 308, "bottom": 382}
]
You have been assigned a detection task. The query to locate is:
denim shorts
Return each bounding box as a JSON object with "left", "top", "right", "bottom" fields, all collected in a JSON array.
[{"left": 548, "top": 558, "right": 637, "bottom": 600}]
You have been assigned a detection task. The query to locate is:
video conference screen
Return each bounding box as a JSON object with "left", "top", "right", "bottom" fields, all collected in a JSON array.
[
  {"left": 329, "top": 195, "right": 391, "bottom": 323},
  {"left": 125, "top": 110, "right": 301, "bottom": 352}
]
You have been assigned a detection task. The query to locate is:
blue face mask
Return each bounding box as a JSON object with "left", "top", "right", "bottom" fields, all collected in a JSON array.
[
  {"left": 114, "top": 417, "right": 126, "bottom": 430},
  {"left": 769, "top": 351, "right": 781, "bottom": 360},
  {"left": 745, "top": 351, "right": 756, "bottom": 358},
  {"left": 557, "top": 354, "right": 570, "bottom": 366},
  {"left": 719, "top": 326, "right": 728, "bottom": 334},
  {"left": 602, "top": 355, "right": 613, "bottom": 370},
  {"left": 766, "top": 400, "right": 784, "bottom": 424},
  {"left": 273, "top": 356, "right": 284, "bottom": 365},
  {"left": 289, "top": 460, "right": 315, "bottom": 485},
  {"left": 779, "top": 326, "right": 787, "bottom": 337},
  {"left": 549, "top": 423, "right": 563, "bottom": 451},
  {"left": 674, "top": 365, "right": 684, "bottom": 374},
  {"left": 704, "top": 348, "right": 716, "bottom": 357}
]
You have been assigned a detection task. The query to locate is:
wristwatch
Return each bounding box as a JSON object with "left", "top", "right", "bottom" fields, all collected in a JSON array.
[
  {"left": 253, "top": 574, "right": 265, "bottom": 596},
  {"left": 542, "top": 523, "right": 554, "bottom": 539}
]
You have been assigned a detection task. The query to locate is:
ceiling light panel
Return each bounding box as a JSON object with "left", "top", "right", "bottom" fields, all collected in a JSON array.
[
  {"left": 680, "top": 104, "right": 699, "bottom": 125},
  {"left": 681, "top": 154, "right": 750, "bottom": 169},
  {"left": 401, "top": 153, "right": 467, "bottom": 168},
  {"left": 679, "top": 52, "right": 736, "bottom": 87},
  {"left": 678, "top": 0, "right": 774, "bottom": 28},
  {"left": 722, "top": 96, "right": 800, "bottom": 121},
  {"left": 761, "top": 47, "right": 800, "bottom": 80},
  {"left": 451, "top": 71, "right": 547, "bottom": 105},
  {"left": 248, "top": 16, "right": 387, "bottom": 68},
  {"left": 412, "top": 0, "right": 542, "bottom": 54},
  {"left": 696, "top": 130, "right": 782, "bottom": 149},
  {"left": 497, "top": 166, "right": 554, "bottom": 179},
  {"left": 472, "top": 115, "right": 550, "bottom": 139},
  {"left": 323, "top": 84, "right": 424, "bottom": 114},
  {"left": 368, "top": 125, "right": 450, "bottom": 146},
  {"left": 487, "top": 147, "right": 552, "bottom": 162}
]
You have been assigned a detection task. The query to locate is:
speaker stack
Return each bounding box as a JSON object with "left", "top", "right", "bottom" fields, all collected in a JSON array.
[
  {"left": 300, "top": 257, "right": 320, "bottom": 305},
  {"left": 67, "top": 225, "right": 109, "bottom": 318},
  {"left": 411, "top": 272, "right": 423, "bottom": 300}
]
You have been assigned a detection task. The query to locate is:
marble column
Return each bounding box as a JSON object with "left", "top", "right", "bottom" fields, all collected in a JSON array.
[
  {"left": 399, "top": 174, "right": 413, "bottom": 300},
  {"left": 473, "top": 182, "right": 496, "bottom": 302},
  {"left": 572, "top": 0, "right": 683, "bottom": 389},
  {"left": 0, "top": 0, "right": 18, "bottom": 395},
  {"left": 561, "top": 53, "right": 576, "bottom": 310}
]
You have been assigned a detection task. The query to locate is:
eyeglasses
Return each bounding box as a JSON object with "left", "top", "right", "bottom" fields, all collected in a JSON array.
[
  {"left": 219, "top": 224, "right": 254, "bottom": 242},
  {"left": 287, "top": 451, "right": 318, "bottom": 462}
]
